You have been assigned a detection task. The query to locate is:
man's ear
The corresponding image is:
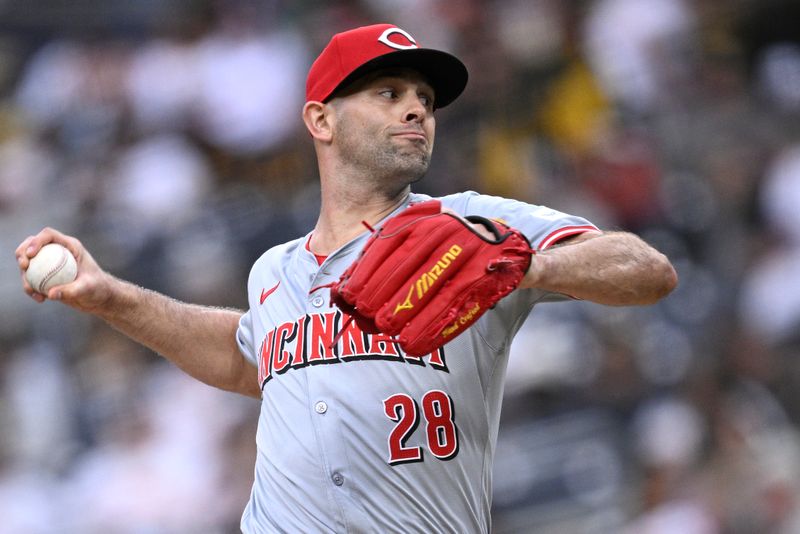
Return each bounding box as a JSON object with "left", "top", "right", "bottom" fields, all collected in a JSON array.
[{"left": 302, "top": 101, "right": 333, "bottom": 142}]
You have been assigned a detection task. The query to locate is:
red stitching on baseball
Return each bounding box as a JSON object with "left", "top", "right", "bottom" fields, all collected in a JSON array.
[{"left": 38, "top": 247, "right": 69, "bottom": 294}]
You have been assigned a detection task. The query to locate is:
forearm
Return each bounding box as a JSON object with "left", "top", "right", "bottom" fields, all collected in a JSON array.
[
  {"left": 520, "top": 232, "right": 677, "bottom": 305},
  {"left": 97, "top": 277, "right": 260, "bottom": 398},
  {"left": 17, "top": 228, "right": 260, "bottom": 398}
]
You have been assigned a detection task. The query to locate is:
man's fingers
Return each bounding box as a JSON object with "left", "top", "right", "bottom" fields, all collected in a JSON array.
[
  {"left": 49, "top": 274, "right": 96, "bottom": 304},
  {"left": 15, "top": 235, "right": 37, "bottom": 269},
  {"left": 16, "top": 227, "right": 84, "bottom": 270},
  {"left": 16, "top": 228, "right": 89, "bottom": 306},
  {"left": 48, "top": 231, "right": 84, "bottom": 261},
  {"left": 20, "top": 271, "right": 45, "bottom": 302},
  {"left": 20, "top": 269, "right": 34, "bottom": 294},
  {"left": 48, "top": 279, "right": 79, "bottom": 301}
]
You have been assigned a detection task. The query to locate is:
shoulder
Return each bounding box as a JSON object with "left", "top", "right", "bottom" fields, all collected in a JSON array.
[
  {"left": 425, "top": 190, "right": 541, "bottom": 217},
  {"left": 416, "top": 190, "right": 601, "bottom": 250},
  {"left": 413, "top": 190, "right": 480, "bottom": 214},
  {"left": 248, "top": 236, "right": 305, "bottom": 278}
]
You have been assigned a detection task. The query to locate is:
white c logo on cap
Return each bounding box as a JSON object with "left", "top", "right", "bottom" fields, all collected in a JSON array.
[{"left": 377, "top": 28, "right": 418, "bottom": 50}]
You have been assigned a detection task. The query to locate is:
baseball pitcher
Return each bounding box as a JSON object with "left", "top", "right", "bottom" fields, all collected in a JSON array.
[{"left": 16, "top": 23, "right": 677, "bottom": 533}]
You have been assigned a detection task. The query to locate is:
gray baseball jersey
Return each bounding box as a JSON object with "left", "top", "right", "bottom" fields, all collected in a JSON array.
[{"left": 236, "top": 191, "right": 599, "bottom": 533}]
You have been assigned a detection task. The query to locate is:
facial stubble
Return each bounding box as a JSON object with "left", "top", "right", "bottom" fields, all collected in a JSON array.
[{"left": 335, "top": 118, "right": 432, "bottom": 186}]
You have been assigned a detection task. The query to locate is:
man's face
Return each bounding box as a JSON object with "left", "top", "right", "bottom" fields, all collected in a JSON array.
[{"left": 329, "top": 69, "right": 436, "bottom": 184}]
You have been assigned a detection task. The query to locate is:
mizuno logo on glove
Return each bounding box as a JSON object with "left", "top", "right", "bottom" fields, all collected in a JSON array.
[{"left": 394, "top": 244, "right": 462, "bottom": 314}]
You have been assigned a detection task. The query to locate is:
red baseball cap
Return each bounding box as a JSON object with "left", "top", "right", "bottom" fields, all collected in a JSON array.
[{"left": 306, "top": 24, "right": 468, "bottom": 109}]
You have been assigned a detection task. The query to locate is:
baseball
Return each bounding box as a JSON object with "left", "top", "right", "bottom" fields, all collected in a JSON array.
[{"left": 25, "top": 243, "right": 78, "bottom": 295}]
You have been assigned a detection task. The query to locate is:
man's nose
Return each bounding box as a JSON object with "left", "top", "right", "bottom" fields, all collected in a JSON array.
[{"left": 403, "top": 96, "right": 426, "bottom": 123}]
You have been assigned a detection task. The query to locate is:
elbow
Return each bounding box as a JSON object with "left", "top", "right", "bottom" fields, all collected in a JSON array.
[
  {"left": 649, "top": 254, "right": 679, "bottom": 303},
  {"left": 665, "top": 262, "right": 679, "bottom": 294}
]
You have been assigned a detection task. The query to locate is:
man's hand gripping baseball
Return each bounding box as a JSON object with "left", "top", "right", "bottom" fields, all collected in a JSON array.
[
  {"left": 15, "top": 228, "right": 259, "bottom": 398},
  {"left": 16, "top": 227, "right": 114, "bottom": 311}
]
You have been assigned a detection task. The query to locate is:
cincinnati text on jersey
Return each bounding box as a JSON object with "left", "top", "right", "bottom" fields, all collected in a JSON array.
[
  {"left": 394, "top": 244, "right": 462, "bottom": 314},
  {"left": 257, "top": 310, "right": 448, "bottom": 388}
]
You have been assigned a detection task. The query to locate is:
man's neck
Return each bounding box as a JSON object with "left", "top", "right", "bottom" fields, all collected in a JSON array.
[{"left": 310, "top": 183, "right": 411, "bottom": 256}]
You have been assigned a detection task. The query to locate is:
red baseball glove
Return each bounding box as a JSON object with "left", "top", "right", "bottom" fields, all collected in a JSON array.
[{"left": 330, "top": 200, "right": 534, "bottom": 356}]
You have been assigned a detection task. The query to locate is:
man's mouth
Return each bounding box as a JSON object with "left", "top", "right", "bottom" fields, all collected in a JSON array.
[{"left": 392, "top": 131, "right": 427, "bottom": 142}]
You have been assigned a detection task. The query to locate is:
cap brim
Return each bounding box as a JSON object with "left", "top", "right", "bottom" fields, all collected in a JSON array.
[{"left": 325, "top": 48, "right": 468, "bottom": 109}]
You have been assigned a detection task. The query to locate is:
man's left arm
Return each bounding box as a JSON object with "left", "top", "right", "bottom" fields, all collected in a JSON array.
[{"left": 519, "top": 231, "right": 678, "bottom": 306}]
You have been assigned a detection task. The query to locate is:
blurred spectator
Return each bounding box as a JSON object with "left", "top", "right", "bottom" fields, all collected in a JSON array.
[
  {"left": 739, "top": 143, "right": 800, "bottom": 345},
  {"left": 191, "top": 6, "right": 309, "bottom": 154},
  {"left": 126, "top": 37, "right": 200, "bottom": 134},
  {"left": 100, "top": 134, "right": 213, "bottom": 255},
  {"left": 583, "top": 0, "right": 696, "bottom": 113}
]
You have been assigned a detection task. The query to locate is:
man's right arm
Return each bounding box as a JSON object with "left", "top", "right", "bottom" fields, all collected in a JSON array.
[{"left": 16, "top": 227, "right": 260, "bottom": 399}]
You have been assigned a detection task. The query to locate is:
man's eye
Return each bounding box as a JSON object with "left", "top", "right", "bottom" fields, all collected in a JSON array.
[
  {"left": 420, "top": 94, "right": 433, "bottom": 108},
  {"left": 379, "top": 90, "right": 397, "bottom": 99}
]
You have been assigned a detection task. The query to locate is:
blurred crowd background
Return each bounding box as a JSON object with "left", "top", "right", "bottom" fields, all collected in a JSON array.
[{"left": 1, "top": 0, "right": 799, "bottom": 532}]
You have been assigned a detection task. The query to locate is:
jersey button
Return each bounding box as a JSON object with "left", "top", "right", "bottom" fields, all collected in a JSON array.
[
  {"left": 331, "top": 473, "right": 344, "bottom": 486},
  {"left": 311, "top": 296, "right": 324, "bottom": 308},
  {"left": 314, "top": 401, "right": 328, "bottom": 414}
]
